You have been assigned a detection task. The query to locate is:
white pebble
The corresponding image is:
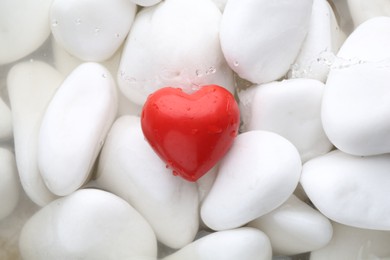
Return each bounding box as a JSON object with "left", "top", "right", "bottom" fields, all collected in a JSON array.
[
  {"left": 248, "top": 195, "right": 333, "bottom": 256},
  {"left": 301, "top": 150, "right": 390, "bottom": 230},
  {"left": 322, "top": 17, "right": 390, "bottom": 156},
  {"left": 0, "top": 0, "right": 52, "bottom": 65},
  {"left": 239, "top": 79, "right": 332, "bottom": 163},
  {"left": 38, "top": 62, "right": 117, "bottom": 196},
  {"left": 201, "top": 131, "right": 302, "bottom": 231},
  {"left": 163, "top": 228, "right": 272, "bottom": 260},
  {"left": 117, "top": 0, "right": 234, "bottom": 105},
  {"left": 0, "top": 148, "right": 20, "bottom": 220},
  {"left": 96, "top": 116, "right": 199, "bottom": 249},
  {"left": 0, "top": 97, "right": 12, "bottom": 141},
  {"left": 50, "top": 0, "right": 136, "bottom": 61},
  {"left": 347, "top": 0, "right": 390, "bottom": 28},
  {"left": 220, "top": 0, "right": 313, "bottom": 84},
  {"left": 19, "top": 189, "right": 157, "bottom": 259},
  {"left": 129, "top": 0, "right": 161, "bottom": 7},
  {"left": 311, "top": 222, "right": 390, "bottom": 259},
  {"left": 7, "top": 61, "right": 62, "bottom": 206}
]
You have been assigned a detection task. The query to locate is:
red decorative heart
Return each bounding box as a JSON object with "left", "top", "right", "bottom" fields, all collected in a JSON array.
[{"left": 141, "top": 85, "right": 240, "bottom": 182}]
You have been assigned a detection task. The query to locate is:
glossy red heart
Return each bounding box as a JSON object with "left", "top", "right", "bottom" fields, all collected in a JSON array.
[{"left": 141, "top": 85, "right": 240, "bottom": 182}]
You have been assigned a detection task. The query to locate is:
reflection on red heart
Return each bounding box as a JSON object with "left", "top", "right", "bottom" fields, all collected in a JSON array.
[{"left": 141, "top": 85, "right": 240, "bottom": 182}]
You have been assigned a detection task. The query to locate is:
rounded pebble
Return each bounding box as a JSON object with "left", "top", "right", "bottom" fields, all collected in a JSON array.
[
  {"left": 19, "top": 189, "right": 157, "bottom": 259},
  {"left": 0, "top": 97, "right": 12, "bottom": 141},
  {"left": 248, "top": 195, "right": 333, "bottom": 256},
  {"left": 50, "top": 0, "right": 136, "bottom": 61},
  {"left": 301, "top": 150, "right": 390, "bottom": 230},
  {"left": 201, "top": 131, "right": 302, "bottom": 231},
  {"left": 38, "top": 62, "right": 117, "bottom": 196},
  {"left": 96, "top": 116, "right": 199, "bottom": 249}
]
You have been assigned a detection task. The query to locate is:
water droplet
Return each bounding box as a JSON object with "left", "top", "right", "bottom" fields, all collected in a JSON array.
[
  {"left": 233, "top": 61, "right": 239, "bottom": 67},
  {"left": 206, "top": 66, "right": 216, "bottom": 74},
  {"left": 195, "top": 70, "right": 203, "bottom": 77},
  {"left": 230, "top": 130, "right": 237, "bottom": 137},
  {"left": 52, "top": 20, "right": 58, "bottom": 27},
  {"left": 172, "top": 170, "right": 179, "bottom": 176},
  {"left": 101, "top": 74, "right": 107, "bottom": 78},
  {"left": 75, "top": 18, "right": 81, "bottom": 25},
  {"left": 165, "top": 164, "right": 170, "bottom": 169},
  {"left": 94, "top": 27, "right": 100, "bottom": 34},
  {"left": 208, "top": 125, "right": 222, "bottom": 134},
  {"left": 186, "top": 107, "right": 191, "bottom": 111}
]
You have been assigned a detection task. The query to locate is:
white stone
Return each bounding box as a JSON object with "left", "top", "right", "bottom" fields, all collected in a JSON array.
[
  {"left": 0, "top": 0, "right": 52, "bottom": 65},
  {"left": 290, "top": 0, "right": 345, "bottom": 82},
  {"left": 7, "top": 61, "right": 62, "bottom": 206},
  {"left": 322, "top": 17, "right": 390, "bottom": 156},
  {"left": 163, "top": 228, "right": 272, "bottom": 260},
  {"left": 50, "top": 0, "right": 136, "bottom": 61},
  {"left": 0, "top": 97, "right": 12, "bottom": 141},
  {"left": 0, "top": 148, "right": 20, "bottom": 220},
  {"left": 129, "top": 0, "right": 161, "bottom": 7},
  {"left": 301, "top": 150, "right": 390, "bottom": 230},
  {"left": 197, "top": 166, "right": 218, "bottom": 203},
  {"left": 311, "top": 222, "right": 390, "bottom": 259},
  {"left": 96, "top": 116, "right": 199, "bottom": 249},
  {"left": 118, "top": 0, "right": 234, "bottom": 105},
  {"left": 201, "top": 131, "right": 302, "bottom": 231},
  {"left": 19, "top": 189, "right": 157, "bottom": 260},
  {"left": 239, "top": 79, "right": 333, "bottom": 163},
  {"left": 38, "top": 62, "right": 117, "bottom": 196},
  {"left": 220, "top": 0, "right": 313, "bottom": 84},
  {"left": 248, "top": 195, "right": 333, "bottom": 256},
  {"left": 347, "top": 0, "right": 390, "bottom": 28}
]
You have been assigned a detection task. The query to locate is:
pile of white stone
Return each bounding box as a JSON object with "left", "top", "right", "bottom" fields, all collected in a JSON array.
[{"left": 1, "top": 0, "right": 390, "bottom": 259}]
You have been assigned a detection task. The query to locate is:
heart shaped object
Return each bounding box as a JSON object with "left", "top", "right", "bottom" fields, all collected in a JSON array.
[{"left": 141, "top": 85, "right": 240, "bottom": 182}]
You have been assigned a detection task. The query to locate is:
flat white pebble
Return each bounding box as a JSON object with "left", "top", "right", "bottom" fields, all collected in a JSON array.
[
  {"left": 96, "top": 116, "right": 199, "bottom": 249},
  {"left": 0, "top": 0, "right": 52, "bottom": 65},
  {"left": 239, "top": 79, "right": 332, "bottom": 163},
  {"left": 7, "top": 61, "right": 62, "bottom": 206},
  {"left": 19, "top": 189, "right": 157, "bottom": 260},
  {"left": 311, "top": 222, "right": 390, "bottom": 259},
  {"left": 301, "top": 150, "right": 390, "bottom": 230},
  {"left": 163, "top": 227, "right": 272, "bottom": 260},
  {"left": 322, "top": 17, "right": 390, "bottom": 156},
  {"left": 0, "top": 148, "right": 20, "bottom": 220},
  {"left": 220, "top": 0, "right": 313, "bottom": 84},
  {"left": 248, "top": 195, "right": 333, "bottom": 256},
  {"left": 50, "top": 0, "right": 136, "bottom": 61},
  {"left": 118, "top": 0, "right": 234, "bottom": 105},
  {"left": 38, "top": 62, "right": 117, "bottom": 196},
  {"left": 201, "top": 131, "right": 302, "bottom": 231},
  {"left": 0, "top": 97, "right": 12, "bottom": 141}
]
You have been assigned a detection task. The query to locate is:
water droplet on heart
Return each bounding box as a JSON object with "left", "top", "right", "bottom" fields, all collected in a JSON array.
[
  {"left": 233, "top": 61, "right": 239, "bottom": 67},
  {"left": 230, "top": 130, "right": 237, "bottom": 137},
  {"left": 172, "top": 170, "right": 179, "bottom": 176},
  {"left": 165, "top": 164, "right": 170, "bottom": 169},
  {"left": 208, "top": 125, "right": 222, "bottom": 134},
  {"left": 52, "top": 20, "right": 58, "bottom": 27},
  {"left": 186, "top": 107, "right": 191, "bottom": 111}
]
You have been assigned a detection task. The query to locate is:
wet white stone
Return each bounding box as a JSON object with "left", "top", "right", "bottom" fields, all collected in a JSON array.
[
  {"left": 7, "top": 61, "right": 62, "bottom": 206},
  {"left": 50, "top": 0, "right": 136, "bottom": 61},
  {"left": 0, "top": 97, "right": 12, "bottom": 141},
  {"left": 0, "top": 148, "right": 20, "bottom": 220},
  {"left": 0, "top": 0, "right": 52, "bottom": 65},
  {"left": 201, "top": 131, "right": 302, "bottom": 231},
  {"left": 301, "top": 150, "right": 390, "bottom": 230},
  {"left": 239, "top": 79, "right": 333, "bottom": 163},
  {"left": 248, "top": 195, "right": 333, "bottom": 256},
  {"left": 96, "top": 116, "right": 199, "bottom": 249},
  {"left": 163, "top": 228, "right": 272, "bottom": 260},
  {"left": 220, "top": 0, "right": 313, "bottom": 84},
  {"left": 38, "top": 62, "right": 117, "bottom": 196},
  {"left": 118, "top": 0, "right": 234, "bottom": 105},
  {"left": 322, "top": 17, "right": 390, "bottom": 156},
  {"left": 311, "top": 222, "right": 390, "bottom": 259},
  {"left": 19, "top": 189, "right": 157, "bottom": 260}
]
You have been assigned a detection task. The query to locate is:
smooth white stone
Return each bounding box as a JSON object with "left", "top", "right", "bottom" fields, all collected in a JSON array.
[
  {"left": 38, "top": 62, "right": 117, "bottom": 196},
  {"left": 201, "top": 131, "right": 302, "bottom": 231},
  {"left": 7, "top": 61, "right": 62, "bottom": 206},
  {"left": 311, "top": 222, "right": 390, "bottom": 259},
  {"left": 0, "top": 97, "right": 12, "bottom": 141},
  {"left": 248, "top": 195, "right": 333, "bottom": 256},
  {"left": 328, "top": 0, "right": 354, "bottom": 35},
  {"left": 0, "top": 148, "right": 20, "bottom": 220},
  {"left": 0, "top": 0, "right": 52, "bottom": 65},
  {"left": 19, "top": 189, "right": 157, "bottom": 260},
  {"left": 96, "top": 116, "right": 199, "bottom": 249},
  {"left": 301, "top": 150, "right": 390, "bottom": 230},
  {"left": 50, "top": 0, "right": 136, "bottom": 62},
  {"left": 347, "top": 0, "right": 390, "bottom": 28},
  {"left": 322, "top": 18, "right": 390, "bottom": 156},
  {"left": 220, "top": 0, "right": 313, "bottom": 84},
  {"left": 239, "top": 79, "right": 332, "bottom": 163},
  {"left": 290, "top": 0, "right": 345, "bottom": 82},
  {"left": 118, "top": 0, "right": 234, "bottom": 105},
  {"left": 163, "top": 228, "right": 272, "bottom": 260},
  {"left": 129, "top": 0, "right": 161, "bottom": 6}
]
